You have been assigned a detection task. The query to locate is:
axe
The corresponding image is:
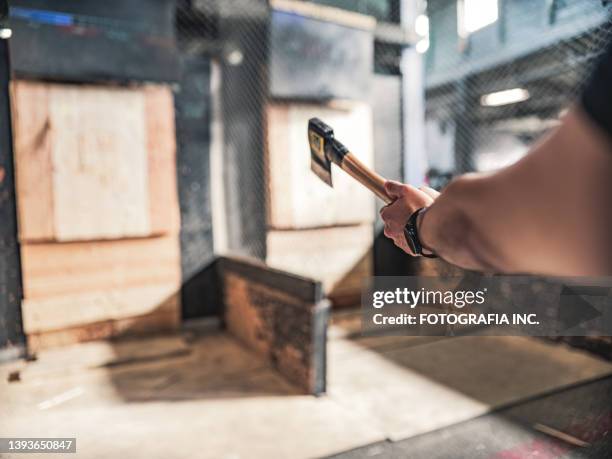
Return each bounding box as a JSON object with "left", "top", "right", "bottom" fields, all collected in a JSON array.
[{"left": 308, "top": 118, "right": 393, "bottom": 204}]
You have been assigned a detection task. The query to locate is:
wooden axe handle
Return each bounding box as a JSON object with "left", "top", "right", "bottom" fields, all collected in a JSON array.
[{"left": 341, "top": 152, "right": 393, "bottom": 204}]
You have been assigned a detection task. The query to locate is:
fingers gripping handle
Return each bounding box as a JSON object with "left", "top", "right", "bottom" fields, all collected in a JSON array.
[{"left": 340, "top": 153, "right": 393, "bottom": 204}]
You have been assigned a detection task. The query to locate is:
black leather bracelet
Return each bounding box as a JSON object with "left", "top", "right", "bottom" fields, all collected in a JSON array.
[{"left": 404, "top": 207, "right": 438, "bottom": 258}]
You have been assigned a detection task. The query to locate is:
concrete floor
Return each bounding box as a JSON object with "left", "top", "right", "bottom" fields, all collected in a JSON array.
[
  {"left": 328, "top": 377, "right": 612, "bottom": 459},
  {"left": 1, "top": 313, "right": 611, "bottom": 459}
]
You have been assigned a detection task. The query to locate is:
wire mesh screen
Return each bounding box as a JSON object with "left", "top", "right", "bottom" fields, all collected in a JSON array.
[
  {"left": 178, "top": 0, "right": 270, "bottom": 261},
  {"left": 176, "top": 0, "right": 406, "bottom": 297},
  {"left": 4, "top": 1, "right": 608, "bottom": 289},
  {"left": 425, "top": 0, "right": 612, "bottom": 182},
  {"left": 174, "top": 0, "right": 612, "bottom": 298},
  {"left": 0, "top": 0, "right": 407, "bottom": 329}
]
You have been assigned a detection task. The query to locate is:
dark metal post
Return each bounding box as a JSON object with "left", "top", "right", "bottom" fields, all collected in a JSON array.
[
  {"left": 453, "top": 78, "right": 476, "bottom": 173},
  {"left": 0, "top": 1, "right": 26, "bottom": 361}
]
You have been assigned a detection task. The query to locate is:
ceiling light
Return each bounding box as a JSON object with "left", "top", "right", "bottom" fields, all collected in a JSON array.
[
  {"left": 416, "top": 38, "right": 430, "bottom": 54},
  {"left": 225, "top": 48, "right": 243, "bottom": 66},
  {"left": 415, "top": 15, "right": 429, "bottom": 37},
  {"left": 480, "top": 88, "right": 529, "bottom": 107}
]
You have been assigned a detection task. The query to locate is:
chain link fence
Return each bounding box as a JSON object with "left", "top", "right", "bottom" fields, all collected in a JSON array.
[
  {"left": 175, "top": 0, "right": 410, "bottom": 301},
  {"left": 171, "top": 0, "right": 612, "bottom": 301},
  {"left": 5, "top": 1, "right": 609, "bottom": 319},
  {"left": 425, "top": 0, "right": 612, "bottom": 182}
]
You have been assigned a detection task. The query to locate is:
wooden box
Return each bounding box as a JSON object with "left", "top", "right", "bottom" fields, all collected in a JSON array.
[
  {"left": 220, "top": 256, "right": 329, "bottom": 395},
  {"left": 10, "top": 80, "right": 182, "bottom": 349},
  {"left": 266, "top": 224, "right": 373, "bottom": 306},
  {"left": 21, "top": 236, "right": 181, "bottom": 351},
  {"left": 11, "top": 81, "right": 179, "bottom": 242},
  {"left": 266, "top": 101, "right": 375, "bottom": 229}
]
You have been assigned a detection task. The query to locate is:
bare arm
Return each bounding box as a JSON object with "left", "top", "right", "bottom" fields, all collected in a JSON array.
[{"left": 381, "top": 108, "right": 612, "bottom": 276}]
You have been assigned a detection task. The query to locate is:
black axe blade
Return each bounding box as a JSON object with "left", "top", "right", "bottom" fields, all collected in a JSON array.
[
  {"left": 308, "top": 118, "right": 335, "bottom": 187},
  {"left": 307, "top": 117, "right": 392, "bottom": 203}
]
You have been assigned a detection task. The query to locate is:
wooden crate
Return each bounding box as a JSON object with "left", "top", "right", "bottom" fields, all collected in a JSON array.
[
  {"left": 266, "top": 224, "right": 373, "bottom": 306},
  {"left": 20, "top": 235, "right": 181, "bottom": 349},
  {"left": 26, "top": 307, "right": 180, "bottom": 353},
  {"left": 220, "top": 256, "right": 329, "bottom": 395},
  {"left": 11, "top": 81, "right": 179, "bottom": 242},
  {"left": 266, "top": 101, "right": 375, "bottom": 230},
  {"left": 10, "top": 80, "right": 182, "bottom": 349},
  {"left": 21, "top": 235, "right": 181, "bottom": 300}
]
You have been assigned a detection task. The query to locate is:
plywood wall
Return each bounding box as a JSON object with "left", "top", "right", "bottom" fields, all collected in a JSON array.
[
  {"left": 266, "top": 101, "right": 375, "bottom": 229},
  {"left": 220, "top": 256, "right": 329, "bottom": 395},
  {"left": 11, "top": 81, "right": 179, "bottom": 242},
  {"left": 267, "top": 224, "right": 373, "bottom": 306},
  {"left": 11, "top": 81, "right": 181, "bottom": 350},
  {"left": 266, "top": 101, "right": 376, "bottom": 306}
]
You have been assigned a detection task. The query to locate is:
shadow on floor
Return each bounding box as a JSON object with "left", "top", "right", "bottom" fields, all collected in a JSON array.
[
  {"left": 326, "top": 376, "right": 612, "bottom": 459},
  {"left": 105, "top": 330, "right": 302, "bottom": 402},
  {"left": 325, "top": 309, "right": 612, "bottom": 456},
  {"left": 4, "top": 306, "right": 611, "bottom": 458}
]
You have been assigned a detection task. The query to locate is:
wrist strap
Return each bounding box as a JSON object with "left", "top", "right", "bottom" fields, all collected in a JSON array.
[{"left": 405, "top": 207, "right": 438, "bottom": 258}]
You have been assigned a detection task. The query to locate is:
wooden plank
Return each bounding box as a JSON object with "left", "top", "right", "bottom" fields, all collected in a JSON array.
[
  {"left": 219, "top": 256, "right": 323, "bottom": 303},
  {"left": 10, "top": 81, "right": 55, "bottom": 241},
  {"left": 266, "top": 224, "right": 373, "bottom": 306},
  {"left": 49, "top": 84, "right": 150, "bottom": 241},
  {"left": 12, "top": 81, "right": 180, "bottom": 242},
  {"left": 145, "top": 85, "right": 180, "bottom": 235},
  {"left": 20, "top": 236, "right": 181, "bottom": 299},
  {"left": 111, "top": 308, "right": 180, "bottom": 339},
  {"left": 220, "top": 256, "right": 329, "bottom": 395},
  {"left": 266, "top": 102, "right": 375, "bottom": 229},
  {"left": 26, "top": 309, "right": 179, "bottom": 352},
  {"left": 266, "top": 104, "right": 293, "bottom": 229},
  {"left": 22, "top": 283, "right": 180, "bottom": 334},
  {"left": 271, "top": 0, "right": 376, "bottom": 31}
]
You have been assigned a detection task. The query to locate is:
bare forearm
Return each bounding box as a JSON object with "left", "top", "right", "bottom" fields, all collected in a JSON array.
[
  {"left": 418, "top": 175, "right": 505, "bottom": 271},
  {"left": 418, "top": 109, "right": 612, "bottom": 275}
]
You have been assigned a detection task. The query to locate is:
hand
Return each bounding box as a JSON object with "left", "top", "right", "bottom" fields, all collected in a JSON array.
[{"left": 380, "top": 181, "right": 440, "bottom": 255}]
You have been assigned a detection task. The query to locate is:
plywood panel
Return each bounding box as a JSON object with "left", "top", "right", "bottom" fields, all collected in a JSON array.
[
  {"left": 26, "top": 309, "right": 179, "bottom": 352},
  {"left": 267, "top": 102, "right": 375, "bottom": 229},
  {"left": 21, "top": 236, "right": 181, "bottom": 299},
  {"left": 49, "top": 84, "right": 150, "bottom": 241},
  {"left": 266, "top": 104, "right": 293, "bottom": 227},
  {"left": 220, "top": 256, "right": 329, "bottom": 394},
  {"left": 145, "top": 86, "right": 180, "bottom": 235},
  {"left": 10, "top": 81, "right": 55, "bottom": 241},
  {"left": 12, "top": 81, "right": 179, "bottom": 242},
  {"left": 266, "top": 224, "right": 373, "bottom": 305},
  {"left": 22, "top": 283, "right": 180, "bottom": 334}
]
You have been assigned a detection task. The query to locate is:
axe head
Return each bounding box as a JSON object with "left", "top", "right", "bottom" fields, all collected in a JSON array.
[{"left": 308, "top": 118, "right": 334, "bottom": 187}]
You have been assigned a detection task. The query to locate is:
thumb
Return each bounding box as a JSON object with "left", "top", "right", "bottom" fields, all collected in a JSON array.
[{"left": 384, "top": 180, "right": 406, "bottom": 199}]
